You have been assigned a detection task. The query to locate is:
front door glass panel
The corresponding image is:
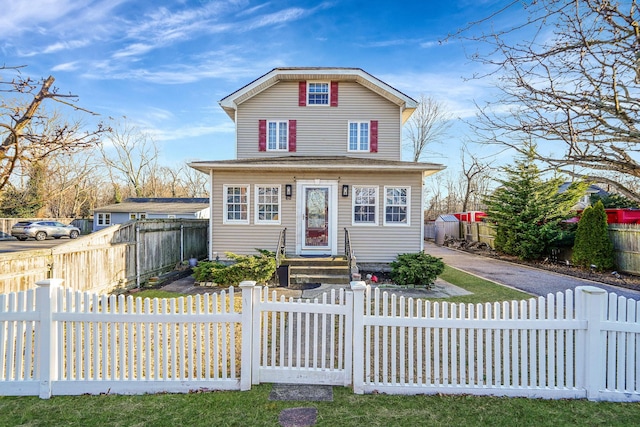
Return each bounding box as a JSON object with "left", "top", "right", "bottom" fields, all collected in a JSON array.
[{"left": 305, "top": 187, "right": 329, "bottom": 247}]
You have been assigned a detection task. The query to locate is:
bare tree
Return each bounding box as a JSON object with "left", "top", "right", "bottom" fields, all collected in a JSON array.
[
  {"left": 404, "top": 94, "right": 452, "bottom": 162},
  {"left": 100, "top": 120, "right": 158, "bottom": 198},
  {"left": 463, "top": 0, "right": 640, "bottom": 201},
  {"left": 42, "top": 150, "right": 105, "bottom": 217},
  {"left": 460, "top": 143, "right": 495, "bottom": 211},
  {"left": 178, "top": 164, "right": 209, "bottom": 197},
  {"left": 0, "top": 67, "right": 107, "bottom": 193}
]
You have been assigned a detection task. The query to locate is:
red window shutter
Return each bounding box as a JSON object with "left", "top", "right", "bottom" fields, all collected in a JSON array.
[
  {"left": 370, "top": 120, "right": 378, "bottom": 153},
  {"left": 330, "top": 81, "right": 338, "bottom": 107},
  {"left": 288, "top": 120, "right": 297, "bottom": 152},
  {"left": 298, "top": 81, "right": 307, "bottom": 106},
  {"left": 258, "top": 119, "right": 267, "bottom": 151}
]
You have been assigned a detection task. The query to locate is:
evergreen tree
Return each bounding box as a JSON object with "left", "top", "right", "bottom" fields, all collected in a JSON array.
[
  {"left": 484, "top": 149, "right": 587, "bottom": 260},
  {"left": 0, "top": 162, "right": 46, "bottom": 217},
  {"left": 572, "top": 201, "right": 615, "bottom": 271},
  {"left": 590, "top": 193, "right": 639, "bottom": 209}
]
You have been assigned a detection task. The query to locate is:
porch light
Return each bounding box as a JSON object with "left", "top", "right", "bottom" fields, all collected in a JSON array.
[
  {"left": 285, "top": 184, "right": 292, "bottom": 199},
  {"left": 342, "top": 184, "right": 349, "bottom": 197}
]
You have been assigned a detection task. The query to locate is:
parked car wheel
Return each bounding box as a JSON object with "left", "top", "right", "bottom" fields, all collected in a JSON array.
[
  {"left": 69, "top": 230, "right": 79, "bottom": 239},
  {"left": 35, "top": 231, "right": 47, "bottom": 241},
  {"left": 17, "top": 236, "right": 28, "bottom": 241}
]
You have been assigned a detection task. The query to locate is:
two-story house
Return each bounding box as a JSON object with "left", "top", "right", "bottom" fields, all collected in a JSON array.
[{"left": 189, "top": 68, "right": 445, "bottom": 265}]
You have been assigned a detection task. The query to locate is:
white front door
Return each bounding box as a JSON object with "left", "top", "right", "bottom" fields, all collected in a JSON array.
[{"left": 297, "top": 181, "right": 338, "bottom": 256}]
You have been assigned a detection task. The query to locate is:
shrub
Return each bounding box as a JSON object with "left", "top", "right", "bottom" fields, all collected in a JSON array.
[
  {"left": 192, "top": 261, "right": 222, "bottom": 283},
  {"left": 572, "top": 201, "right": 615, "bottom": 271},
  {"left": 390, "top": 252, "right": 445, "bottom": 288},
  {"left": 192, "top": 250, "right": 276, "bottom": 286}
]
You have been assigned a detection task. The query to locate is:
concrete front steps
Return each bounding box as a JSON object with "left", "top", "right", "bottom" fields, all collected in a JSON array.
[{"left": 280, "top": 256, "right": 351, "bottom": 287}]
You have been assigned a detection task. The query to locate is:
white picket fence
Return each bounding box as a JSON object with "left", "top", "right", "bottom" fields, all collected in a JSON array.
[
  {"left": 351, "top": 284, "right": 640, "bottom": 401},
  {"left": 1, "top": 279, "right": 639, "bottom": 401}
]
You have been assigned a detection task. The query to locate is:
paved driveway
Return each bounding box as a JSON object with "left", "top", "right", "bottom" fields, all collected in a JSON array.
[{"left": 425, "top": 241, "right": 640, "bottom": 300}]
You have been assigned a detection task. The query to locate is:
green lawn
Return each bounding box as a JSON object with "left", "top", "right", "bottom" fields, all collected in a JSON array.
[
  {"left": 438, "top": 265, "right": 533, "bottom": 303},
  {"left": 1, "top": 384, "right": 639, "bottom": 426}
]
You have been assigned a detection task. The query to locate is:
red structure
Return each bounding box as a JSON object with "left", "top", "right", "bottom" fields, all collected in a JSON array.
[
  {"left": 574, "top": 208, "right": 640, "bottom": 224},
  {"left": 453, "top": 211, "right": 487, "bottom": 222},
  {"left": 604, "top": 208, "right": 640, "bottom": 224}
]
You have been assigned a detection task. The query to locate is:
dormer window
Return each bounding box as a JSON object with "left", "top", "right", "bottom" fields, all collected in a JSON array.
[{"left": 308, "top": 82, "right": 329, "bottom": 105}]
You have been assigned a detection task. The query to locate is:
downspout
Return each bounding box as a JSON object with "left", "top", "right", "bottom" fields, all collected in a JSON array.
[
  {"left": 399, "top": 105, "right": 404, "bottom": 159},
  {"left": 420, "top": 172, "right": 426, "bottom": 252},
  {"left": 209, "top": 169, "right": 214, "bottom": 260}
]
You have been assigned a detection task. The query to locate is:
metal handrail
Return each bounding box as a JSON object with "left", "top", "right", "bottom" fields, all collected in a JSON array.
[
  {"left": 344, "top": 227, "right": 356, "bottom": 279},
  {"left": 276, "top": 227, "right": 286, "bottom": 267}
]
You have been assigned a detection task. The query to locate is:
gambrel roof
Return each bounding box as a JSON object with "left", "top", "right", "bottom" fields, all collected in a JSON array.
[{"left": 219, "top": 67, "right": 419, "bottom": 124}]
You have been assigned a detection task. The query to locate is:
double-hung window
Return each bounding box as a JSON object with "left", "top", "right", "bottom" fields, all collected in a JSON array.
[
  {"left": 308, "top": 82, "right": 329, "bottom": 105},
  {"left": 353, "top": 186, "right": 378, "bottom": 225},
  {"left": 97, "top": 213, "right": 111, "bottom": 226},
  {"left": 384, "top": 187, "right": 410, "bottom": 226},
  {"left": 255, "top": 185, "right": 281, "bottom": 224},
  {"left": 224, "top": 185, "right": 249, "bottom": 224},
  {"left": 348, "top": 121, "right": 370, "bottom": 151},
  {"left": 267, "top": 121, "right": 288, "bottom": 150}
]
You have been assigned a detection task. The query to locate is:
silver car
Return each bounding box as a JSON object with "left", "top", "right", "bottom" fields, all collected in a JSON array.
[{"left": 11, "top": 221, "right": 81, "bottom": 241}]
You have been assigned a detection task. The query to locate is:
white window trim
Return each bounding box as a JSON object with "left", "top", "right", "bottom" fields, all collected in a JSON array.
[
  {"left": 352, "top": 185, "right": 379, "bottom": 226},
  {"left": 129, "top": 213, "right": 147, "bottom": 220},
  {"left": 383, "top": 186, "right": 411, "bottom": 226},
  {"left": 223, "top": 184, "right": 250, "bottom": 225},
  {"left": 267, "top": 120, "right": 289, "bottom": 151},
  {"left": 97, "top": 213, "right": 111, "bottom": 226},
  {"left": 347, "top": 120, "right": 370, "bottom": 152},
  {"left": 307, "top": 81, "right": 330, "bottom": 106},
  {"left": 255, "top": 185, "right": 281, "bottom": 225}
]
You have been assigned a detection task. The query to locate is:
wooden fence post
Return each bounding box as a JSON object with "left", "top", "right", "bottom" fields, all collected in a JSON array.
[
  {"left": 35, "top": 279, "right": 63, "bottom": 399},
  {"left": 350, "top": 281, "right": 367, "bottom": 394},
  {"left": 576, "top": 285, "right": 607, "bottom": 401},
  {"left": 239, "top": 280, "right": 256, "bottom": 391}
]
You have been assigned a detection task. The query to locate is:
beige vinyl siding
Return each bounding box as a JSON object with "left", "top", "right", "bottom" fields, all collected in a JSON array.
[
  {"left": 339, "top": 173, "right": 424, "bottom": 263},
  {"left": 211, "top": 171, "right": 295, "bottom": 259},
  {"left": 210, "top": 169, "right": 423, "bottom": 263},
  {"left": 236, "top": 81, "right": 401, "bottom": 160}
]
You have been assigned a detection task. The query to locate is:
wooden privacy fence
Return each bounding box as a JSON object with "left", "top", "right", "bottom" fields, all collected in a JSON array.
[
  {"left": 1, "top": 280, "right": 639, "bottom": 402},
  {"left": 0, "top": 219, "right": 208, "bottom": 294},
  {"left": 460, "top": 222, "right": 640, "bottom": 275},
  {"left": 608, "top": 224, "right": 640, "bottom": 276}
]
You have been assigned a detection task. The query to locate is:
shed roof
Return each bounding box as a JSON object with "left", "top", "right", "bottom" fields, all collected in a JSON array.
[
  {"left": 94, "top": 198, "right": 209, "bottom": 214},
  {"left": 436, "top": 214, "right": 460, "bottom": 222}
]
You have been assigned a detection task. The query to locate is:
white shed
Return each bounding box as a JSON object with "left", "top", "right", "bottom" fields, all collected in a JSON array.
[{"left": 434, "top": 214, "right": 460, "bottom": 245}]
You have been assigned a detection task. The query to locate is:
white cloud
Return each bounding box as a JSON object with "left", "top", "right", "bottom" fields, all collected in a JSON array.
[
  {"left": 43, "top": 39, "right": 91, "bottom": 54},
  {"left": 0, "top": 0, "right": 81, "bottom": 37},
  {"left": 52, "top": 61, "right": 80, "bottom": 71},
  {"left": 381, "top": 70, "right": 497, "bottom": 119},
  {"left": 150, "top": 122, "right": 236, "bottom": 142},
  {"left": 112, "top": 43, "right": 155, "bottom": 59}
]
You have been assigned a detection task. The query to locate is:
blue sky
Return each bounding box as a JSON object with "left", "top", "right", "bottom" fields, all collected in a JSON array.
[{"left": 1, "top": 0, "right": 515, "bottom": 169}]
